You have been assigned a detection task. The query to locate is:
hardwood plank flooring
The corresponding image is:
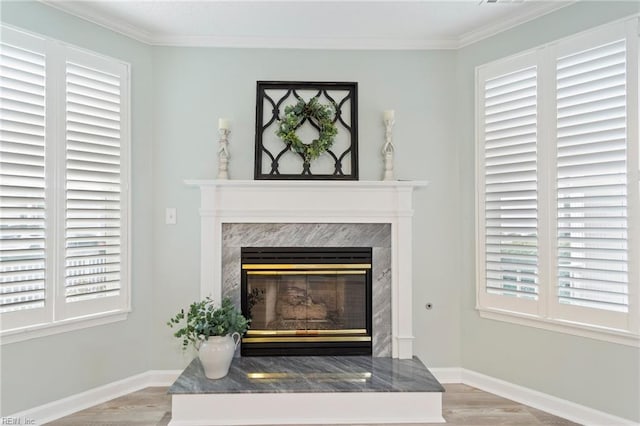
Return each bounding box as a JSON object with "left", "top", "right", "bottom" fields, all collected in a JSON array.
[{"left": 46, "top": 384, "right": 578, "bottom": 426}]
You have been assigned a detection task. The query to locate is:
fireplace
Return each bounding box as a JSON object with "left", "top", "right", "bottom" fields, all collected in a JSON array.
[
  {"left": 177, "top": 181, "right": 440, "bottom": 426},
  {"left": 240, "top": 247, "right": 372, "bottom": 356},
  {"left": 187, "top": 180, "right": 427, "bottom": 358}
]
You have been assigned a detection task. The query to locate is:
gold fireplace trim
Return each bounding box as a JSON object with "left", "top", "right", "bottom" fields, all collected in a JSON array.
[
  {"left": 247, "top": 270, "right": 366, "bottom": 276},
  {"left": 247, "top": 372, "right": 372, "bottom": 380},
  {"left": 242, "top": 263, "right": 371, "bottom": 270},
  {"left": 242, "top": 336, "right": 372, "bottom": 343},
  {"left": 247, "top": 329, "right": 367, "bottom": 336}
]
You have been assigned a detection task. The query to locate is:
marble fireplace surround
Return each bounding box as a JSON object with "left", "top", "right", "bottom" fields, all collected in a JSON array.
[
  {"left": 222, "top": 223, "right": 391, "bottom": 356},
  {"left": 186, "top": 180, "right": 427, "bottom": 359}
]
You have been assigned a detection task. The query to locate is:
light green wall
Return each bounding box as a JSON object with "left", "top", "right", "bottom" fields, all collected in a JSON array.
[
  {"left": 0, "top": 1, "right": 155, "bottom": 415},
  {"left": 149, "top": 46, "right": 462, "bottom": 369},
  {"left": 457, "top": 1, "right": 640, "bottom": 422}
]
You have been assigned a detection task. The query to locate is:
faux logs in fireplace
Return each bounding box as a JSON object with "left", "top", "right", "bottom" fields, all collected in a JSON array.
[{"left": 240, "top": 247, "right": 373, "bottom": 356}]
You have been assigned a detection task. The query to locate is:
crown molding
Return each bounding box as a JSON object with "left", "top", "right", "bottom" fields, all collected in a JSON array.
[
  {"left": 150, "top": 34, "right": 458, "bottom": 50},
  {"left": 39, "top": 0, "right": 154, "bottom": 45},
  {"left": 40, "top": 0, "right": 575, "bottom": 50},
  {"left": 458, "top": 1, "right": 577, "bottom": 48}
]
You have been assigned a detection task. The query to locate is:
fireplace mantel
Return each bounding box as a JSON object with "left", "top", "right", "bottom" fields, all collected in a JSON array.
[{"left": 185, "top": 179, "right": 427, "bottom": 359}]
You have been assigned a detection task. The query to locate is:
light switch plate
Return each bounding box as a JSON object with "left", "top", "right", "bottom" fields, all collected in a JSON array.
[{"left": 165, "top": 207, "right": 177, "bottom": 225}]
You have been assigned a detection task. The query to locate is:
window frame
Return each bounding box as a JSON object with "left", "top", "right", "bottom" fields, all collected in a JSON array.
[
  {"left": 0, "top": 25, "right": 131, "bottom": 345},
  {"left": 475, "top": 17, "right": 640, "bottom": 347}
]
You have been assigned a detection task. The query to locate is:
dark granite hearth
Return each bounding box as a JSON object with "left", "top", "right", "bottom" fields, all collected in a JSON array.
[{"left": 168, "top": 356, "right": 444, "bottom": 395}]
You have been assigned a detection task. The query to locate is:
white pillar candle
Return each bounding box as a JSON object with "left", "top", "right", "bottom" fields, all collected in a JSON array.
[
  {"left": 218, "top": 118, "right": 230, "bottom": 130},
  {"left": 383, "top": 110, "right": 395, "bottom": 121}
]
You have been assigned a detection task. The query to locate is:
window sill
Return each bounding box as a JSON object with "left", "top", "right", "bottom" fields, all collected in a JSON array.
[
  {"left": 0, "top": 310, "right": 129, "bottom": 345},
  {"left": 478, "top": 308, "right": 640, "bottom": 348}
]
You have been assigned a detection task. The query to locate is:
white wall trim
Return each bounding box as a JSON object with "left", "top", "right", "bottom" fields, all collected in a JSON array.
[
  {"left": 39, "top": 0, "right": 154, "bottom": 45},
  {"left": 430, "top": 367, "right": 463, "bottom": 384},
  {"left": 10, "top": 367, "right": 636, "bottom": 425},
  {"left": 145, "top": 370, "right": 184, "bottom": 387},
  {"left": 150, "top": 35, "right": 458, "bottom": 50},
  {"left": 460, "top": 368, "right": 638, "bottom": 426},
  {"left": 0, "top": 311, "right": 129, "bottom": 345},
  {"left": 458, "top": 1, "right": 575, "bottom": 48},
  {"left": 478, "top": 308, "right": 640, "bottom": 348},
  {"left": 8, "top": 369, "right": 181, "bottom": 425}
]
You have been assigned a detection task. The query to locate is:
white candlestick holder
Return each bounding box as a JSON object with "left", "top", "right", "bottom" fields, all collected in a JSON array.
[
  {"left": 217, "top": 128, "right": 231, "bottom": 180},
  {"left": 382, "top": 118, "right": 395, "bottom": 181}
]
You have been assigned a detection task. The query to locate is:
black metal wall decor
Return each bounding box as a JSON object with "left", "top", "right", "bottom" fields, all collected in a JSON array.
[{"left": 254, "top": 81, "right": 358, "bottom": 180}]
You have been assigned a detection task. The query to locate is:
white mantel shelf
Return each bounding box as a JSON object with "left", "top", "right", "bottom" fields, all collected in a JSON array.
[
  {"left": 185, "top": 180, "right": 428, "bottom": 220},
  {"left": 185, "top": 179, "right": 428, "bottom": 360}
]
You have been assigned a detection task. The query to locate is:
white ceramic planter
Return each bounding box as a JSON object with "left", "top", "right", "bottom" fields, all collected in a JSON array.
[{"left": 198, "top": 332, "right": 240, "bottom": 379}]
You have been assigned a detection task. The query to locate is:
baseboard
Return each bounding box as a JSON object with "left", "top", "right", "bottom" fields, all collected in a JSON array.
[
  {"left": 146, "top": 369, "right": 183, "bottom": 387},
  {"left": 9, "top": 367, "right": 637, "bottom": 426},
  {"left": 9, "top": 369, "right": 182, "bottom": 425},
  {"left": 430, "top": 367, "right": 463, "bottom": 383},
  {"left": 460, "top": 368, "right": 638, "bottom": 426}
]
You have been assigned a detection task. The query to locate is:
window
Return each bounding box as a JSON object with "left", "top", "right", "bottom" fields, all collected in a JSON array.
[
  {"left": 0, "top": 25, "right": 130, "bottom": 341},
  {"left": 476, "top": 19, "right": 639, "bottom": 345}
]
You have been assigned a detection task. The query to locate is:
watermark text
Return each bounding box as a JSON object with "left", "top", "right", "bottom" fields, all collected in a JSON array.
[{"left": 1, "top": 417, "right": 36, "bottom": 425}]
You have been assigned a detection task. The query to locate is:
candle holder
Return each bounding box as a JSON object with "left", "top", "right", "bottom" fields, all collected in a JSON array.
[
  {"left": 217, "top": 128, "right": 231, "bottom": 180},
  {"left": 382, "top": 117, "right": 395, "bottom": 181}
]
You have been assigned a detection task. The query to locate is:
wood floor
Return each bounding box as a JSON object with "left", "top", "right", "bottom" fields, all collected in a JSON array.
[{"left": 46, "top": 384, "right": 578, "bottom": 426}]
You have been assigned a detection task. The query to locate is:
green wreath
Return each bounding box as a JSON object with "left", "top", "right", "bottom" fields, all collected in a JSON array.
[{"left": 276, "top": 97, "right": 338, "bottom": 164}]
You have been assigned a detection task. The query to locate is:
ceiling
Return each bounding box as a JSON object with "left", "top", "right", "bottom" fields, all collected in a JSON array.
[{"left": 42, "top": 0, "right": 577, "bottom": 49}]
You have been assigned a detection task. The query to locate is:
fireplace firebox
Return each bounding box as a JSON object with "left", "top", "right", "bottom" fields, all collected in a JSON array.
[{"left": 240, "top": 247, "right": 372, "bottom": 356}]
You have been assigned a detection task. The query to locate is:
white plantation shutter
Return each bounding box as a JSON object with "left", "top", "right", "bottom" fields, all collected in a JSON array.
[
  {"left": 477, "top": 20, "right": 639, "bottom": 339},
  {"left": 484, "top": 66, "right": 539, "bottom": 300},
  {"left": 477, "top": 52, "right": 541, "bottom": 316},
  {"left": 556, "top": 39, "right": 629, "bottom": 314},
  {"left": 65, "top": 61, "right": 123, "bottom": 305},
  {"left": 0, "top": 31, "right": 49, "bottom": 328},
  {"left": 0, "top": 25, "right": 130, "bottom": 337}
]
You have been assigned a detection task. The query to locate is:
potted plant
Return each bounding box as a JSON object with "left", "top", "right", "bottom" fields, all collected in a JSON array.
[{"left": 168, "top": 297, "right": 249, "bottom": 379}]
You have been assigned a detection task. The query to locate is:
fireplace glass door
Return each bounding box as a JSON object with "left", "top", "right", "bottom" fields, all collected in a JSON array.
[{"left": 241, "top": 248, "right": 372, "bottom": 356}]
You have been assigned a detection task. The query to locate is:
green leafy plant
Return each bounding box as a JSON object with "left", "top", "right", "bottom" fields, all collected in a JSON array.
[
  {"left": 275, "top": 97, "right": 338, "bottom": 164},
  {"left": 167, "top": 297, "right": 249, "bottom": 350}
]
